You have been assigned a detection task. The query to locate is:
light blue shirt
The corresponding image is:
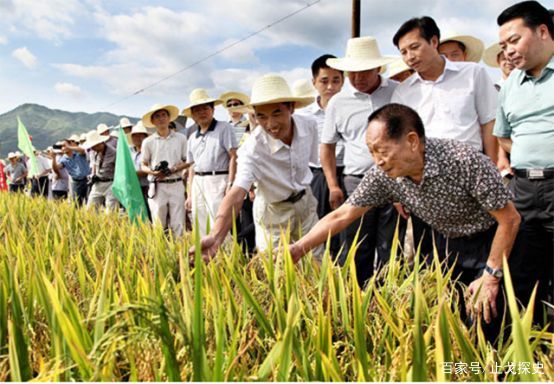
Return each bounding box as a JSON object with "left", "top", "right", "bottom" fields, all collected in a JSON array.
[
  {"left": 494, "top": 56, "right": 554, "bottom": 169},
  {"left": 187, "top": 119, "right": 238, "bottom": 173},
  {"left": 59, "top": 152, "right": 90, "bottom": 180}
]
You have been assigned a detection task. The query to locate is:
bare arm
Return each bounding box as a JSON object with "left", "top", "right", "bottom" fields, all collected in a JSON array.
[
  {"left": 65, "top": 143, "right": 85, "bottom": 155},
  {"left": 467, "top": 201, "right": 521, "bottom": 323},
  {"left": 290, "top": 203, "right": 370, "bottom": 262},
  {"left": 498, "top": 137, "right": 512, "bottom": 154},
  {"left": 320, "top": 143, "right": 343, "bottom": 209},
  {"left": 227, "top": 148, "right": 238, "bottom": 190},
  {"left": 480, "top": 120, "right": 498, "bottom": 165}
]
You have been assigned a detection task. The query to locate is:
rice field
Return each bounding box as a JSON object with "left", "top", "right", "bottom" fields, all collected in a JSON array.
[{"left": 0, "top": 193, "right": 552, "bottom": 381}]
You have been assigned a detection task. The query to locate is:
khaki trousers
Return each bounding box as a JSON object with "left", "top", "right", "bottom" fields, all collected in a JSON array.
[
  {"left": 191, "top": 174, "right": 227, "bottom": 237},
  {"left": 87, "top": 181, "right": 119, "bottom": 211},
  {"left": 253, "top": 188, "right": 323, "bottom": 259},
  {"left": 148, "top": 182, "right": 185, "bottom": 236}
]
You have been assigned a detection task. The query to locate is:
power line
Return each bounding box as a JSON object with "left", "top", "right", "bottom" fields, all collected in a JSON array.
[{"left": 105, "top": 0, "right": 322, "bottom": 108}]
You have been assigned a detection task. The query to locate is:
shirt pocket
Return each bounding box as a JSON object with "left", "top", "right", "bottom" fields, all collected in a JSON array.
[{"left": 443, "top": 91, "right": 475, "bottom": 125}]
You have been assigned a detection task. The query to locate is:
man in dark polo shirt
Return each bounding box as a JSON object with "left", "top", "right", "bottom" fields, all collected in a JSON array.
[{"left": 289, "top": 103, "right": 535, "bottom": 341}]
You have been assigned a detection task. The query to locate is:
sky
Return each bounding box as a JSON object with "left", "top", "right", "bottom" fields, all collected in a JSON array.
[{"left": 1, "top": 0, "right": 551, "bottom": 122}]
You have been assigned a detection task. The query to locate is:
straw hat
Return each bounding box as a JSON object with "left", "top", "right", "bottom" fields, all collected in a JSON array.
[
  {"left": 182, "top": 89, "right": 222, "bottom": 117},
  {"left": 82, "top": 130, "right": 110, "bottom": 150},
  {"left": 247, "top": 74, "right": 314, "bottom": 109},
  {"left": 96, "top": 123, "right": 110, "bottom": 135},
  {"left": 219, "top": 91, "right": 250, "bottom": 108},
  {"left": 142, "top": 104, "right": 180, "bottom": 128},
  {"left": 387, "top": 58, "right": 413, "bottom": 78},
  {"left": 327, "top": 37, "right": 396, "bottom": 72},
  {"left": 79, "top": 133, "right": 87, "bottom": 142},
  {"left": 292, "top": 79, "right": 317, "bottom": 99},
  {"left": 131, "top": 121, "right": 149, "bottom": 136},
  {"left": 66, "top": 134, "right": 81, "bottom": 143},
  {"left": 483, "top": 43, "right": 502, "bottom": 68},
  {"left": 7, "top": 152, "right": 17, "bottom": 159},
  {"left": 439, "top": 33, "right": 484, "bottom": 63},
  {"left": 119, "top": 117, "right": 133, "bottom": 128}
]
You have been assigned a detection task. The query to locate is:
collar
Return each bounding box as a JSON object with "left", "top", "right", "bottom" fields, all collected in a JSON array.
[
  {"left": 308, "top": 97, "right": 325, "bottom": 114},
  {"left": 519, "top": 55, "right": 554, "bottom": 84},
  {"left": 153, "top": 130, "right": 176, "bottom": 140},
  {"left": 421, "top": 139, "right": 441, "bottom": 179},
  {"left": 195, "top": 119, "right": 218, "bottom": 138},
  {"left": 409, "top": 56, "right": 460, "bottom": 85}
]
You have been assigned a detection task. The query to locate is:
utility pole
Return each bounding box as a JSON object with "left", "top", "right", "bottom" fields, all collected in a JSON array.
[{"left": 352, "top": 0, "right": 360, "bottom": 38}]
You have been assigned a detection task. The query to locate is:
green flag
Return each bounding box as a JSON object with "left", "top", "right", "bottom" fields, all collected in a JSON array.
[
  {"left": 17, "top": 117, "right": 39, "bottom": 177},
  {"left": 111, "top": 127, "right": 148, "bottom": 223}
]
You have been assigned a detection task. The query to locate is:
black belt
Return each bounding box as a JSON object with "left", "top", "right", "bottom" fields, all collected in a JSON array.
[
  {"left": 195, "top": 170, "right": 229, "bottom": 176},
  {"left": 344, "top": 173, "right": 365, "bottom": 179},
  {"left": 513, "top": 168, "right": 554, "bottom": 180},
  {"left": 280, "top": 189, "right": 306, "bottom": 204},
  {"left": 156, "top": 178, "right": 183, "bottom": 184},
  {"left": 96, "top": 178, "right": 113, "bottom": 182}
]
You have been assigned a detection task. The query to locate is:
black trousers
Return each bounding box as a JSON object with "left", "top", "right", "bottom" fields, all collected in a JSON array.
[
  {"left": 52, "top": 190, "right": 68, "bottom": 200},
  {"left": 9, "top": 183, "right": 25, "bottom": 193},
  {"left": 31, "top": 176, "right": 49, "bottom": 197},
  {"left": 510, "top": 175, "right": 554, "bottom": 326},
  {"left": 71, "top": 178, "right": 88, "bottom": 206},
  {"left": 236, "top": 196, "right": 256, "bottom": 255},
  {"left": 340, "top": 175, "right": 400, "bottom": 287},
  {"left": 310, "top": 166, "right": 344, "bottom": 257}
]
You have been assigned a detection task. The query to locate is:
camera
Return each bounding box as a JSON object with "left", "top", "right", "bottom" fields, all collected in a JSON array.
[
  {"left": 53, "top": 144, "right": 63, "bottom": 150},
  {"left": 87, "top": 175, "right": 101, "bottom": 187},
  {"left": 153, "top": 161, "right": 172, "bottom": 176}
]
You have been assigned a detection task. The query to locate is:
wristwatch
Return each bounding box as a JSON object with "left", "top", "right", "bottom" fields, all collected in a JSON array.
[{"left": 484, "top": 264, "right": 503, "bottom": 279}]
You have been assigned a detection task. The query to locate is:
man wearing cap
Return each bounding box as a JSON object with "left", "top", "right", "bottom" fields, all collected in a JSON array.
[
  {"left": 494, "top": 0, "right": 554, "bottom": 323},
  {"left": 141, "top": 104, "right": 189, "bottom": 237},
  {"left": 438, "top": 33, "right": 485, "bottom": 63},
  {"left": 130, "top": 121, "right": 151, "bottom": 219},
  {"left": 321, "top": 36, "right": 399, "bottom": 285},
  {"left": 192, "top": 74, "right": 321, "bottom": 261},
  {"left": 183, "top": 89, "right": 238, "bottom": 237},
  {"left": 5, "top": 152, "right": 27, "bottom": 193},
  {"left": 82, "top": 131, "right": 119, "bottom": 210},
  {"left": 50, "top": 137, "right": 90, "bottom": 205},
  {"left": 220, "top": 91, "right": 251, "bottom": 144}
]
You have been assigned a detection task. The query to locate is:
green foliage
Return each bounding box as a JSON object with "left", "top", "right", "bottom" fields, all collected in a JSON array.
[{"left": 0, "top": 193, "right": 552, "bottom": 381}]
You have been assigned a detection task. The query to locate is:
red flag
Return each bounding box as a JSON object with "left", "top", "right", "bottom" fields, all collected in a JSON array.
[{"left": 0, "top": 161, "right": 7, "bottom": 191}]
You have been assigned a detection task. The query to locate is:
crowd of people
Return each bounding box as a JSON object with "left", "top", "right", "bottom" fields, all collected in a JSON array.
[{"left": 1, "top": 0, "right": 552, "bottom": 342}]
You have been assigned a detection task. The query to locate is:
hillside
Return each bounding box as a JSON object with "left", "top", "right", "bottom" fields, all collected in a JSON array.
[{"left": 0, "top": 104, "right": 138, "bottom": 158}]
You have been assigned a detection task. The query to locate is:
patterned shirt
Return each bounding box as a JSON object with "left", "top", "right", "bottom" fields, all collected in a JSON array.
[{"left": 346, "top": 138, "right": 511, "bottom": 238}]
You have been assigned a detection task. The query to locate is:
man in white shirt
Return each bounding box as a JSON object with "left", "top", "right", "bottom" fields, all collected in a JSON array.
[
  {"left": 321, "top": 36, "right": 398, "bottom": 285},
  {"left": 183, "top": 89, "right": 238, "bottom": 237},
  {"left": 29, "top": 149, "right": 52, "bottom": 197},
  {"left": 191, "top": 74, "right": 322, "bottom": 261},
  {"left": 141, "top": 104, "right": 189, "bottom": 237}
]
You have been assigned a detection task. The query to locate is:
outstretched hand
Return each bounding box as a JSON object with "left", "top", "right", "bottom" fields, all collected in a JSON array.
[
  {"left": 466, "top": 274, "right": 501, "bottom": 324},
  {"left": 189, "top": 235, "right": 221, "bottom": 266}
]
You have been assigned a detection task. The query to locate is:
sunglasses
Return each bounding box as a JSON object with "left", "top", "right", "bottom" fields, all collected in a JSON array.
[{"left": 227, "top": 102, "right": 243, "bottom": 107}]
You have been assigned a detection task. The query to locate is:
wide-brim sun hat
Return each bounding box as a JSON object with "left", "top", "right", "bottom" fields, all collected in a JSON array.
[
  {"left": 247, "top": 74, "right": 314, "bottom": 109},
  {"left": 131, "top": 120, "right": 149, "bottom": 136},
  {"left": 15, "top": 151, "right": 23, "bottom": 157},
  {"left": 439, "top": 33, "right": 485, "bottom": 63},
  {"left": 219, "top": 91, "right": 250, "bottom": 108},
  {"left": 79, "top": 133, "right": 87, "bottom": 142},
  {"left": 182, "top": 88, "right": 222, "bottom": 117},
  {"left": 292, "top": 79, "right": 317, "bottom": 99},
  {"left": 327, "top": 36, "right": 397, "bottom": 72},
  {"left": 483, "top": 42, "right": 502, "bottom": 68},
  {"left": 142, "top": 104, "right": 180, "bottom": 129},
  {"left": 7, "top": 152, "right": 17, "bottom": 159},
  {"left": 82, "top": 130, "right": 110, "bottom": 150},
  {"left": 119, "top": 117, "right": 132, "bottom": 128},
  {"left": 387, "top": 58, "right": 413, "bottom": 78},
  {"left": 66, "top": 134, "right": 81, "bottom": 142},
  {"left": 96, "top": 123, "right": 110, "bottom": 135}
]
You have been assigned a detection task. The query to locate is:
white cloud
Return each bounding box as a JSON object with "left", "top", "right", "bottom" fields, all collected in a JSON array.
[
  {"left": 54, "top": 82, "right": 84, "bottom": 98},
  {"left": 12, "top": 47, "right": 38, "bottom": 69}
]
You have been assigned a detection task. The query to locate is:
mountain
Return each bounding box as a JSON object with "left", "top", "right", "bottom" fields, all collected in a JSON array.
[{"left": 0, "top": 104, "right": 139, "bottom": 158}]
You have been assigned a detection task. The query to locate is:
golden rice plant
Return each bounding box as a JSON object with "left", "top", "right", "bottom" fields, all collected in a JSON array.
[{"left": 0, "top": 192, "right": 552, "bottom": 381}]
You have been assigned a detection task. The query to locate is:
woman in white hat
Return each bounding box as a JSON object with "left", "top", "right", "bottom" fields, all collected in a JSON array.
[
  {"left": 190, "top": 74, "right": 324, "bottom": 262},
  {"left": 183, "top": 88, "right": 238, "bottom": 238},
  {"left": 140, "top": 104, "right": 189, "bottom": 237}
]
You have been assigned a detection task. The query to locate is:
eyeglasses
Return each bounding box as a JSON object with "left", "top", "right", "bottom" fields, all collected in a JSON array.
[{"left": 227, "top": 102, "right": 243, "bottom": 108}]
